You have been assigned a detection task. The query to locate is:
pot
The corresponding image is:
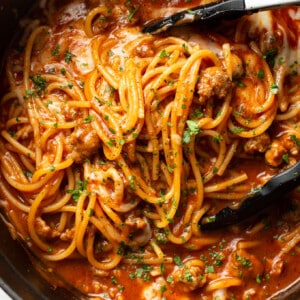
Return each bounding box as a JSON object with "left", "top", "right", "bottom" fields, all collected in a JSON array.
[
  {"left": 0, "top": 1, "right": 300, "bottom": 300},
  {"left": 0, "top": 1, "right": 79, "bottom": 299}
]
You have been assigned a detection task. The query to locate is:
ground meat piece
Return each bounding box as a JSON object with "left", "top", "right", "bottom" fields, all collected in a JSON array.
[
  {"left": 35, "top": 217, "right": 60, "bottom": 239},
  {"left": 142, "top": 277, "right": 166, "bottom": 300},
  {"left": 226, "top": 249, "right": 264, "bottom": 280},
  {"left": 243, "top": 288, "right": 257, "bottom": 300},
  {"left": 265, "top": 140, "right": 289, "bottom": 167},
  {"left": 265, "top": 140, "right": 286, "bottom": 167},
  {"left": 244, "top": 133, "right": 271, "bottom": 154},
  {"left": 135, "top": 43, "right": 155, "bottom": 58},
  {"left": 197, "top": 66, "right": 232, "bottom": 104},
  {"left": 125, "top": 215, "right": 147, "bottom": 230},
  {"left": 270, "top": 257, "right": 285, "bottom": 276},
  {"left": 231, "top": 53, "right": 244, "bottom": 78},
  {"left": 66, "top": 123, "right": 101, "bottom": 163},
  {"left": 265, "top": 134, "right": 300, "bottom": 167},
  {"left": 277, "top": 134, "right": 299, "bottom": 153},
  {"left": 90, "top": 15, "right": 110, "bottom": 35},
  {"left": 85, "top": 0, "right": 140, "bottom": 35},
  {"left": 282, "top": 134, "right": 300, "bottom": 155},
  {"left": 125, "top": 215, "right": 152, "bottom": 247},
  {"left": 54, "top": 1, "right": 87, "bottom": 25},
  {"left": 171, "top": 259, "right": 207, "bottom": 292},
  {"left": 60, "top": 228, "right": 75, "bottom": 241},
  {"left": 92, "top": 267, "right": 110, "bottom": 277},
  {"left": 112, "top": 4, "right": 140, "bottom": 26}
]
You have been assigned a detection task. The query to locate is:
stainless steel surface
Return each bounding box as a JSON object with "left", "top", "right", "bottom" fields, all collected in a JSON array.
[
  {"left": 244, "top": 0, "right": 300, "bottom": 10},
  {"left": 0, "top": 288, "right": 12, "bottom": 300}
]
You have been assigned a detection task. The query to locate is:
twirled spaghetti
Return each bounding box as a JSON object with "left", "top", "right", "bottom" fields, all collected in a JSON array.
[{"left": 0, "top": 1, "right": 300, "bottom": 299}]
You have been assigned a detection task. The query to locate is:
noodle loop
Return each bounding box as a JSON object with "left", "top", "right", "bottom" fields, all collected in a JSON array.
[{"left": 1, "top": 2, "right": 300, "bottom": 299}]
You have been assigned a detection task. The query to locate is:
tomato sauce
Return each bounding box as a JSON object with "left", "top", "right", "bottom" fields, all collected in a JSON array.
[{"left": 1, "top": 1, "right": 300, "bottom": 300}]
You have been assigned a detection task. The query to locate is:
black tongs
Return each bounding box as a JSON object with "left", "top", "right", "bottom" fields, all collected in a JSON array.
[
  {"left": 200, "top": 160, "right": 300, "bottom": 231},
  {"left": 143, "top": 0, "right": 300, "bottom": 34}
]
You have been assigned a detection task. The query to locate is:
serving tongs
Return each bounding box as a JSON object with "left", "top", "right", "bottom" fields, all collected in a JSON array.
[
  {"left": 199, "top": 160, "right": 300, "bottom": 230},
  {"left": 143, "top": 0, "right": 300, "bottom": 34}
]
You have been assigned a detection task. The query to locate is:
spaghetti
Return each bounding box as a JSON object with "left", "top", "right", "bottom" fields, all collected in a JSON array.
[{"left": 0, "top": 0, "right": 300, "bottom": 299}]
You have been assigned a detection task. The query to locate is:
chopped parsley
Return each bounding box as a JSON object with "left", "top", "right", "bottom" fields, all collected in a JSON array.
[
  {"left": 159, "top": 49, "right": 171, "bottom": 59},
  {"left": 67, "top": 179, "right": 88, "bottom": 201},
  {"left": 257, "top": 69, "right": 264, "bottom": 79},
  {"left": 84, "top": 115, "right": 93, "bottom": 123},
  {"left": 51, "top": 44, "right": 60, "bottom": 58},
  {"left": 235, "top": 253, "right": 253, "bottom": 268},
  {"left": 263, "top": 48, "right": 278, "bottom": 68},
  {"left": 89, "top": 208, "right": 94, "bottom": 217},
  {"left": 205, "top": 265, "right": 215, "bottom": 273},
  {"left": 204, "top": 215, "right": 216, "bottom": 224},
  {"left": 190, "top": 108, "right": 203, "bottom": 119},
  {"left": 184, "top": 270, "right": 193, "bottom": 282},
  {"left": 118, "top": 139, "right": 125, "bottom": 145},
  {"left": 230, "top": 127, "right": 245, "bottom": 134},
  {"left": 128, "top": 175, "right": 136, "bottom": 191},
  {"left": 290, "top": 134, "right": 300, "bottom": 147},
  {"left": 213, "top": 166, "right": 218, "bottom": 174},
  {"left": 117, "top": 241, "right": 126, "bottom": 256},
  {"left": 64, "top": 49, "right": 75, "bottom": 63},
  {"left": 23, "top": 170, "right": 32, "bottom": 178},
  {"left": 30, "top": 75, "right": 47, "bottom": 94},
  {"left": 182, "top": 43, "right": 190, "bottom": 55},
  {"left": 160, "top": 285, "right": 167, "bottom": 293},
  {"left": 182, "top": 120, "right": 201, "bottom": 144},
  {"left": 174, "top": 255, "right": 183, "bottom": 267},
  {"left": 49, "top": 165, "right": 55, "bottom": 172},
  {"left": 129, "top": 264, "right": 152, "bottom": 281},
  {"left": 127, "top": 6, "right": 139, "bottom": 21},
  {"left": 99, "top": 16, "right": 107, "bottom": 23},
  {"left": 160, "top": 263, "right": 165, "bottom": 275},
  {"left": 236, "top": 80, "right": 246, "bottom": 87},
  {"left": 270, "top": 83, "right": 279, "bottom": 94},
  {"left": 282, "top": 153, "right": 289, "bottom": 164},
  {"left": 111, "top": 276, "right": 118, "bottom": 285},
  {"left": 212, "top": 134, "right": 223, "bottom": 144},
  {"left": 256, "top": 274, "right": 262, "bottom": 284},
  {"left": 24, "top": 89, "right": 36, "bottom": 98}
]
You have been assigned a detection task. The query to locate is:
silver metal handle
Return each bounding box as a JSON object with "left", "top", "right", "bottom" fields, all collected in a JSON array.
[{"left": 245, "top": 0, "right": 300, "bottom": 10}]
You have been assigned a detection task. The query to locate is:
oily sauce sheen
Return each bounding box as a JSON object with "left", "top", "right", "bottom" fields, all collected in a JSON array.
[{"left": 0, "top": 1, "right": 300, "bottom": 300}]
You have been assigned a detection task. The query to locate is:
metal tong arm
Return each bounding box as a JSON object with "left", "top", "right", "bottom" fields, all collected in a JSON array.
[
  {"left": 143, "top": 0, "right": 245, "bottom": 33},
  {"left": 200, "top": 160, "right": 300, "bottom": 231},
  {"left": 143, "top": 0, "right": 300, "bottom": 34}
]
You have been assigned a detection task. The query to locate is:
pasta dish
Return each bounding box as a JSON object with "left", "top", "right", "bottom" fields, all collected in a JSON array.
[{"left": 0, "top": 0, "right": 300, "bottom": 299}]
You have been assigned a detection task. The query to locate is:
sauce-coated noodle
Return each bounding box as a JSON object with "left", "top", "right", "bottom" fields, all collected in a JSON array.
[{"left": 0, "top": 1, "right": 300, "bottom": 299}]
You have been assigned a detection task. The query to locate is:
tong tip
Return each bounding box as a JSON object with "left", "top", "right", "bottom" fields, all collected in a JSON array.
[{"left": 142, "top": 8, "right": 201, "bottom": 34}]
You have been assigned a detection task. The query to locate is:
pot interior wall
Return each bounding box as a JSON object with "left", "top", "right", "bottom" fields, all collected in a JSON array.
[
  {"left": 0, "top": 1, "right": 300, "bottom": 300},
  {"left": 0, "top": 1, "right": 80, "bottom": 299}
]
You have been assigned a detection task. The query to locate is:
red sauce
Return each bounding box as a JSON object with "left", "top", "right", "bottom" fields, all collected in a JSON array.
[{"left": 1, "top": 1, "right": 300, "bottom": 300}]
